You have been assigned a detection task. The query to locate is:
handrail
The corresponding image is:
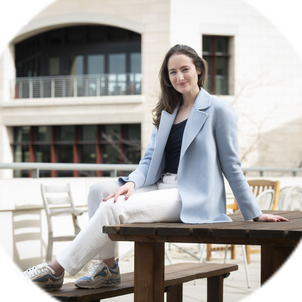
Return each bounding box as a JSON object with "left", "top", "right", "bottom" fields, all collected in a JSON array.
[
  {"left": 12, "top": 73, "right": 142, "bottom": 99},
  {"left": 0, "top": 163, "right": 138, "bottom": 178},
  {"left": 0, "top": 163, "right": 301, "bottom": 178}
]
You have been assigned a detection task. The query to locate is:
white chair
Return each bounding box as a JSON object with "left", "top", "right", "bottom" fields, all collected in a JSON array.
[
  {"left": 41, "top": 183, "right": 87, "bottom": 263},
  {"left": 255, "top": 189, "right": 275, "bottom": 210},
  {"left": 278, "top": 186, "right": 302, "bottom": 211}
]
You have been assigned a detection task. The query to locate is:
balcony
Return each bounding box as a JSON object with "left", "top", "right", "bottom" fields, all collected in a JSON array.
[{"left": 12, "top": 73, "right": 142, "bottom": 99}]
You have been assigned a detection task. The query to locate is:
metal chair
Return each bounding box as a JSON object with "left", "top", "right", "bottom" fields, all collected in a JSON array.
[
  {"left": 41, "top": 183, "right": 87, "bottom": 263},
  {"left": 278, "top": 185, "right": 302, "bottom": 211}
]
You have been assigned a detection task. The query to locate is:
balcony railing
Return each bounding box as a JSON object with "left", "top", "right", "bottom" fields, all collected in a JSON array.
[
  {"left": 0, "top": 163, "right": 302, "bottom": 178},
  {"left": 12, "top": 73, "right": 142, "bottom": 99}
]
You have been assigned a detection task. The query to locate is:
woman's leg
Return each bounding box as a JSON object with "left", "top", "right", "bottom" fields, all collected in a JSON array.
[
  {"left": 87, "top": 180, "right": 121, "bottom": 219},
  {"left": 56, "top": 182, "right": 181, "bottom": 275}
]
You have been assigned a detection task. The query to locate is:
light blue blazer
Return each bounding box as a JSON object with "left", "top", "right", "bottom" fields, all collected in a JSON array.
[{"left": 119, "top": 88, "right": 262, "bottom": 223}]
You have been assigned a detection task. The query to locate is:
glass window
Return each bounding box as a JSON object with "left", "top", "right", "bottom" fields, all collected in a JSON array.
[
  {"left": 202, "top": 36, "right": 212, "bottom": 53},
  {"left": 127, "top": 124, "right": 140, "bottom": 140},
  {"left": 58, "top": 126, "right": 74, "bottom": 141},
  {"left": 57, "top": 145, "right": 73, "bottom": 177},
  {"left": 109, "top": 54, "right": 126, "bottom": 95},
  {"left": 35, "top": 145, "right": 51, "bottom": 177},
  {"left": 130, "top": 53, "right": 142, "bottom": 94},
  {"left": 130, "top": 53, "right": 141, "bottom": 74},
  {"left": 103, "top": 125, "right": 120, "bottom": 141},
  {"left": 14, "top": 126, "right": 31, "bottom": 142},
  {"left": 109, "top": 54, "right": 126, "bottom": 74},
  {"left": 79, "top": 145, "right": 96, "bottom": 163},
  {"left": 12, "top": 124, "right": 141, "bottom": 177},
  {"left": 37, "top": 126, "right": 52, "bottom": 142},
  {"left": 15, "top": 25, "right": 142, "bottom": 97},
  {"left": 13, "top": 145, "right": 30, "bottom": 178},
  {"left": 202, "top": 36, "right": 229, "bottom": 95},
  {"left": 80, "top": 125, "right": 97, "bottom": 141},
  {"left": 69, "top": 56, "right": 84, "bottom": 75},
  {"left": 14, "top": 145, "right": 30, "bottom": 162},
  {"left": 49, "top": 57, "right": 60, "bottom": 75},
  {"left": 88, "top": 55, "right": 104, "bottom": 75},
  {"left": 217, "top": 37, "right": 228, "bottom": 54},
  {"left": 102, "top": 144, "right": 120, "bottom": 164}
]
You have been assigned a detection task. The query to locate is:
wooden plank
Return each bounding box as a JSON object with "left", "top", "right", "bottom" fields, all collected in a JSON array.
[
  {"left": 120, "top": 226, "right": 157, "bottom": 236},
  {"left": 102, "top": 225, "right": 120, "bottom": 235},
  {"left": 49, "top": 263, "right": 238, "bottom": 301},
  {"left": 288, "top": 227, "right": 302, "bottom": 239},
  {"left": 108, "top": 233, "right": 299, "bottom": 247},
  {"left": 163, "top": 263, "right": 238, "bottom": 286},
  {"left": 249, "top": 219, "right": 302, "bottom": 238},
  {"left": 157, "top": 224, "right": 192, "bottom": 236}
]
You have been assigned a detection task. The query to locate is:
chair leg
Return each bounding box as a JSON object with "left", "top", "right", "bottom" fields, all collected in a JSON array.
[
  {"left": 245, "top": 245, "right": 251, "bottom": 264},
  {"left": 206, "top": 244, "right": 212, "bottom": 261},
  {"left": 231, "top": 245, "right": 236, "bottom": 259},
  {"left": 242, "top": 245, "right": 251, "bottom": 288},
  {"left": 165, "top": 244, "right": 173, "bottom": 264},
  {"left": 46, "top": 239, "right": 53, "bottom": 263},
  {"left": 224, "top": 245, "right": 228, "bottom": 263}
]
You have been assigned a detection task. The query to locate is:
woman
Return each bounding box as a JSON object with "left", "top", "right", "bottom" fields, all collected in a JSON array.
[{"left": 23, "top": 44, "right": 288, "bottom": 291}]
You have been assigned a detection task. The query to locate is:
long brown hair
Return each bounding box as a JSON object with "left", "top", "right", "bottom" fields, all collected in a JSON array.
[{"left": 152, "top": 44, "right": 207, "bottom": 128}]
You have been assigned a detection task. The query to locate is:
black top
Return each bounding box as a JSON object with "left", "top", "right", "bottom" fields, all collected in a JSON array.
[{"left": 164, "top": 119, "right": 187, "bottom": 174}]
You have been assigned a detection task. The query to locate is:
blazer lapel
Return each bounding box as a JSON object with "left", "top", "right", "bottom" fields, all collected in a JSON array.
[
  {"left": 180, "top": 88, "right": 211, "bottom": 160},
  {"left": 145, "top": 103, "right": 179, "bottom": 183}
]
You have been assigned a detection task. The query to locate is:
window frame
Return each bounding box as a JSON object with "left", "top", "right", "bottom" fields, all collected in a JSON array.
[{"left": 202, "top": 35, "right": 230, "bottom": 95}]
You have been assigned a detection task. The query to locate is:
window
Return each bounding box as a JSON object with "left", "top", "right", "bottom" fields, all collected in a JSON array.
[
  {"left": 12, "top": 124, "right": 141, "bottom": 178},
  {"left": 202, "top": 36, "right": 230, "bottom": 95},
  {"left": 15, "top": 25, "right": 141, "bottom": 78}
]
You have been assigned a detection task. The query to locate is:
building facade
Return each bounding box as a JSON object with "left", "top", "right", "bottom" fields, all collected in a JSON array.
[{"left": 1, "top": 0, "right": 302, "bottom": 179}]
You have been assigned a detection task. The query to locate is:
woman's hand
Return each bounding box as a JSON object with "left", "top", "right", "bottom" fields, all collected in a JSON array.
[
  {"left": 253, "top": 214, "right": 289, "bottom": 222},
  {"left": 103, "top": 182, "right": 135, "bottom": 203}
]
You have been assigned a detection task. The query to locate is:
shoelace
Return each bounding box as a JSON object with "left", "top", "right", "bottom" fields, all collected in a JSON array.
[
  {"left": 24, "top": 263, "right": 55, "bottom": 278},
  {"left": 86, "top": 261, "right": 112, "bottom": 278}
]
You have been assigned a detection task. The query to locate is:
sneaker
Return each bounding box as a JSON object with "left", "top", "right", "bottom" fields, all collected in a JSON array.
[
  {"left": 22, "top": 263, "right": 64, "bottom": 292},
  {"left": 75, "top": 260, "right": 121, "bottom": 289}
]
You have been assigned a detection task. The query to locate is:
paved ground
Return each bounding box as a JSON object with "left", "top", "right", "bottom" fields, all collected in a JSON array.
[{"left": 64, "top": 244, "right": 261, "bottom": 302}]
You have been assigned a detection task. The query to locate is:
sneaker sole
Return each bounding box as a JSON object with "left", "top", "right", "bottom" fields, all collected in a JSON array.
[
  {"left": 38, "top": 282, "right": 63, "bottom": 292},
  {"left": 75, "top": 277, "right": 121, "bottom": 289}
]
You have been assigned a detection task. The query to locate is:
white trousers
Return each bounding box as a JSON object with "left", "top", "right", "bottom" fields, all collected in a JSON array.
[{"left": 56, "top": 174, "right": 182, "bottom": 275}]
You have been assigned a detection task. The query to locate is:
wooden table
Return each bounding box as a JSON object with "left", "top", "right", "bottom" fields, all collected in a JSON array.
[{"left": 103, "top": 210, "right": 302, "bottom": 302}]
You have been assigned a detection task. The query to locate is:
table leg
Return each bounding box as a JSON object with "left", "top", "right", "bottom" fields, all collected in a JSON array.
[
  {"left": 167, "top": 284, "right": 183, "bottom": 302},
  {"left": 134, "top": 241, "right": 164, "bottom": 302},
  {"left": 261, "top": 245, "right": 294, "bottom": 285},
  {"left": 207, "top": 275, "right": 223, "bottom": 302}
]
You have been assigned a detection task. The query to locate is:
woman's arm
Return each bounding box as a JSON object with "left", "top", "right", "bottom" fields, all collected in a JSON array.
[
  {"left": 214, "top": 101, "right": 288, "bottom": 222},
  {"left": 254, "top": 214, "right": 289, "bottom": 222}
]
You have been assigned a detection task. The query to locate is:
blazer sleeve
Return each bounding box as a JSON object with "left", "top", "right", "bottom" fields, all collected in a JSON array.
[
  {"left": 118, "top": 126, "right": 158, "bottom": 189},
  {"left": 214, "top": 102, "right": 263, "bottom": 220}
]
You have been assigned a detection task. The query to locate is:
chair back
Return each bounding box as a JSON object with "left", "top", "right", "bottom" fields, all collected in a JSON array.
[
  {"left": 247, "top": 180, "right": 280, "bottom": 210},
  {"left": 41, "top": 183, "right": 77, "bottom": 234},
  {"left": 278, "top": 186, "right": 302, "bottom": 210},
  {"left": 227, "top": 179, "right": 280, "bottom": 212}
]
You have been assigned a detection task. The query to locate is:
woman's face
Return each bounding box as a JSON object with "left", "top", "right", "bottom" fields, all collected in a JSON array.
[{"left": 167, "top": 54, "right": 200, "bottom": 97}]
